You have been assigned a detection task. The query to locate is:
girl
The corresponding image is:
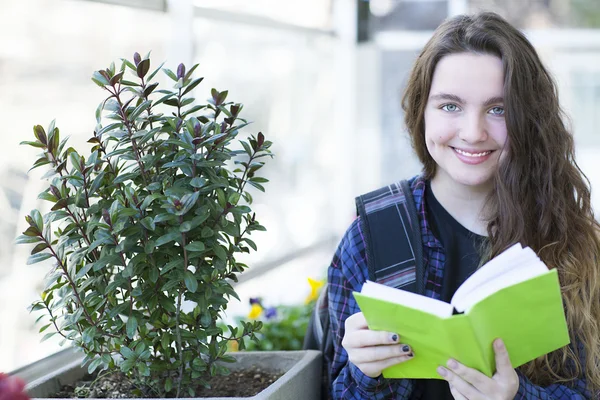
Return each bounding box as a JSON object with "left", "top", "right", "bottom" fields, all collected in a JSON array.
[{"left": 327, "top": 11, "right": 600, "bottom": 400}]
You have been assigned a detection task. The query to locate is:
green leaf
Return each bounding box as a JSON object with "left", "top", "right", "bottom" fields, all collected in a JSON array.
[
  {"left": 213, "top": 244, "right": 227, "bottom": 261},
  {"left": 126, "top": 317, "right": 138, "bottom": 339},
  {"left": 27, "top": 253, "right": 53, "bottom": 265},
  {"left": 75, "top": 263, "right": 95, "bottom": 280},
  {"left": 228, "top": 192, "right": 241, "bottom": 206},
  {"left": 120, "top": 346, "right": 136, "bottom": 359},
  {"left": 118, "top": 208, "right": 139, "bottom": 218},
  {"left": 247, "top": 180, "right": 265, "bottom": 192},
  {"left": 190, "top": 177, "right": 206, "bottom": 188},
  {"left": 20, "top": 140, "right": 46, "bottom": 148},
  {"left": 129, "top": 100, "right": 152, "bottom": 121},
  {"left": 41, "top": 332, "right": 57, "bottom": 342},
  {"left": 179, "top": 221, "right": 192, "bottom": 232},
  {"left": 113, "top": 173, "right": 137, "bottom": 184},
  {"left": 92, "top": 71, "right": 109, "bottom": 87},
  {"left": 15, "top": 235, "right": 41, "bottom": 244},
  {"left": 137, "top": 363, "right": 150, "bottom": 377},
  {"left": 89, "top": 171, "right": 106, "bottom": 197},
  {"left": 155, "top": 231, "right": 180, "bottom": 247},
  {"left": 163, "top": 68, "right": 177, "bottom": 81},
  {"left": 147, "top": 182, "right": 162, "bottom": 191},
  {"left": 146, "top": 60, "right": 165, "bottom": 82},
  {"left": 149, "top": 266, "right": 159, "bottom": 283},
  {"left": 216, "top": 189, "right": 226, "bottom": 207},
  {"left": 120, "top": 359, "right": 135, "bottom": 373},
  {"left": 82, "top": 326, "right": 95, "bottom": 344},
  {"left": 31, "top": 243, "right": 49, "bottom": 255},
  {"left": 161, "top": 259, "right": 183, "bottom": 275},
  {"left": 38, "top": 191, "right": 58, "bottom": 202},
  {"left": 88, "top": 357, "right": 103, "bottom": 374},
  {"left": 51, "top": 198, "right": 69, "bottom": 211},
  {"left": 185, "top": 242, "right": 205, "bottom": 252},
  {"left": 179, "top": 191, "right": 200, "bottom": 215},
  {"left": 140, "top": 217, "right": 156, "bottom": 231},
  {"left": 182, "top": 105, "right": 207, "bottom": 118},
  {"left": 240, "top": 141, "right": 253, "bottom": 156},
  {"left": 69, "top": 151, "right": 82, "bottom": 174},
  {"left": 182, "top": 77, "right": 204, "bottom": 96},
  {"left": 184, "top": 271, "right": 198, "bottom": 293},
  {"left": 164, "top": 377, "right": 173, "bottom": 393}
]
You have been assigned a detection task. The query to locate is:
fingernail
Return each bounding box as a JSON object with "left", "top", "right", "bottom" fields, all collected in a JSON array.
[
  {"left": 407, "top": 352, "right": 414, "bottom": 357},
  {"left": 391, "top": 334, "right": 398, "bottom": 342},
  {"left": 447, "top": 359, "right": 458, "bottom": 369},
  {"left": 495, "top": 339, "right": 504, "bottom": 350},
  {"left": 437, "top": 366, "right": 447, "bottom": 377},
  {"left": 402, "top": 345, "right": 410, "bottom": 352}
]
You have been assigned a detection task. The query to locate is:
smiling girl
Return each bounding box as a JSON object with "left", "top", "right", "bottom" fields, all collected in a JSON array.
[{"left": 327, "top": 12, "right": 600, "bottom": 400}]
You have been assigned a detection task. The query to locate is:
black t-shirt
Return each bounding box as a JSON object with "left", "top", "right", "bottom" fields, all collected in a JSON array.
[{"left": 418, "top": 181, "right": 487, "bottom": 399}]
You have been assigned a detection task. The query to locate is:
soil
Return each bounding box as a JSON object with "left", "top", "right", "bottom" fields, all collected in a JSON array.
[{"left": 48, "top": 366, "right": 284, "bottom": 398}]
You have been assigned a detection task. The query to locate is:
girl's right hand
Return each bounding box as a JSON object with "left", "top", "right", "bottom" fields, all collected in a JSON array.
[{"left": 341, "top": 312, "right": 414, "bottom": 378}]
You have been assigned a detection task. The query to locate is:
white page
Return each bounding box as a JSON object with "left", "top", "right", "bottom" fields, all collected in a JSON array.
[
  {"left": 452, "top": 252, "right": 549, "bottom": 313},
  {"left": 450, "top": 243, "right": 527, "bottom": 307},
  {"left": 361, "top": 280, "right": 454, "bottom": 318}
]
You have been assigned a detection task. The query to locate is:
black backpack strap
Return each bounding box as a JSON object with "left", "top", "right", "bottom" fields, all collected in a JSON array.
[{"left": 355, "top": 179, "right": 425, "bottom": 294}]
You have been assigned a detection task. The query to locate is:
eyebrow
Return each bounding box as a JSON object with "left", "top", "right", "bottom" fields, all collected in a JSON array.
[{"left": 429, "top": 93, "right": 504, "bottom": 107}]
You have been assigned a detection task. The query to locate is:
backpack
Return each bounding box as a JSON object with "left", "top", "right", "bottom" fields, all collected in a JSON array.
[{"left": 303, "top": 180, "right": 426, "bottom": 400}]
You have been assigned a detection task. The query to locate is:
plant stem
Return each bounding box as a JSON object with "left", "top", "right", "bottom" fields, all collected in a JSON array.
[
  {"left": 175, "top": 217, "right": 188, "bottom": 398},
  {"left": 110, "top": 88, "right": 149, "bottom": 185},
  {"left": 42, "top": 237, "right": 117, "bottom": 338},
  {"left": 175, "top": 290, "right": 184, "bottom": 398}
]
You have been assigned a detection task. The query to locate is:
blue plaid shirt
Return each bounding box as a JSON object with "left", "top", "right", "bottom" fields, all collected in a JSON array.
[{"left": 327, "top": 175, "right": 592, "bottom": 399}]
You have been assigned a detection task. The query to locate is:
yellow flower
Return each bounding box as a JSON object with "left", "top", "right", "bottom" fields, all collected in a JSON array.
[
  {"left": 248, "top": 303, "right": 263, "bottom": 319},
  {"left": 228, "top": 340, "right": 239, "bottom": 352},
  {"left": 305, "top": 277, "right": 325, "bottom": 304}
]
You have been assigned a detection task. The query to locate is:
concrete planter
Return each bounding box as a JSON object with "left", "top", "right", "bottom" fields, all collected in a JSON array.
[{"left": 13, "top": 348, "right": 322, "bottom": 400}]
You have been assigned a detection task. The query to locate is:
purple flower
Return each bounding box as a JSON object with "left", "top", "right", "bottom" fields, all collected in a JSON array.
[
  {"left": 264, "top": 307, "right": 277, "bottom": 320},
  {"left": 249, "top": 297, "right": 261, "bottom": 305}
]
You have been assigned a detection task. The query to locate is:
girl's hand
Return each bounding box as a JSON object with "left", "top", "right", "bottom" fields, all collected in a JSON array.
[
  {"left": 437, "top": 339, "right": 519, "bottom": 400},
  {"left": 341, "top": 312, "right": 414, "bottom": 378}
]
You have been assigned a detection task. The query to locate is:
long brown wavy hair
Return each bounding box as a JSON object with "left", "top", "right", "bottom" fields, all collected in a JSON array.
[{"left": 402, "top": 11, "right": 600, "bottom": 393}]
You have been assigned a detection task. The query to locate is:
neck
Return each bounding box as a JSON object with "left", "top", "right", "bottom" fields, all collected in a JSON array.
[{"left": 430, "top": 173, "right": 492, "bottom": 236}]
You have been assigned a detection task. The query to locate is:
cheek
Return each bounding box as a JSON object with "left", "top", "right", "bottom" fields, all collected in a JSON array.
[
  {"left": 488, "top": 119, "right": 508, "bottom": 147},
  {"left": 424, "top": 113, "right": 456, "bottom": 146}
]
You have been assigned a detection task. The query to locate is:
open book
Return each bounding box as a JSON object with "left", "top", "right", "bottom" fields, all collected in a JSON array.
[{"left": 353, "top": 243, "right": 570, "bottom": 379}]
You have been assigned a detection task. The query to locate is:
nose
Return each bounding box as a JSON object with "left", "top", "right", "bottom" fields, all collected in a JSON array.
[{"left": 458, "top": 113, "right": 488, "bottom": 144}]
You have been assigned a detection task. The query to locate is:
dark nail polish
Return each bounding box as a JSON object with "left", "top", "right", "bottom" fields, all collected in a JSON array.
[
  {"left": 391, "top": 334, "right": 398, "bottom": 342},
  {"left": 402, "top": 345, "right": 410, "bottom": 352},
  {"left": 408, "top": 352, "right": 414, "bottom": 357}
]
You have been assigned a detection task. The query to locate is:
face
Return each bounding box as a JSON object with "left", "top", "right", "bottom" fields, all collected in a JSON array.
[{"left": 424, "top": 52, "right": 507, "bottom": 190}]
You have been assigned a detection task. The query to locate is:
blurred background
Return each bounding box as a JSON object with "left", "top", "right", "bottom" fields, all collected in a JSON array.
[{"left": 1, "top": 0, "right": 599, "bottom": 372}]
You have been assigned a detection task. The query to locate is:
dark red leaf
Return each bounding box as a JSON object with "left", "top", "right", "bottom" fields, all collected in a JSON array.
[
  {"left": 177, "top": 63, "right": 186, "bottom": 79},
  {"left": 33, "top": 125, "right": 47, "bottom": 145},
  {"left": 257, "top": 132, "right": 265, "bottom": 147},
  {"left": 137, "top": 59, "right": 150, "bottom": 79}
]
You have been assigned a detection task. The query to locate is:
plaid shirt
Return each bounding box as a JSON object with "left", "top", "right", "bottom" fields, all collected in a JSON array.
[{"left": 327, "top": 175, "right": 592, "bottom": 399}]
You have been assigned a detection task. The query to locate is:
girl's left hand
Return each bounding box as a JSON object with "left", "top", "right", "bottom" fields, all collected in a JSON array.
[{"left": 437, "top": 338, "right": 519, "bottom": 400}]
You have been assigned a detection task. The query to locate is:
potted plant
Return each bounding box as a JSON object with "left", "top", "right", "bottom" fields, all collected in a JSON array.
[{"left": 15, "top": 53, "right": 321, "bottom": 399}]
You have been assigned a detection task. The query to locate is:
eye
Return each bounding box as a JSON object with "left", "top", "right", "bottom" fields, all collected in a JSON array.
[
  {"left": 441, "top": 104, "right": 460, "bottom": 112},
  {"left": 489, "top": 106, "right": 505, "bottom": 115}
]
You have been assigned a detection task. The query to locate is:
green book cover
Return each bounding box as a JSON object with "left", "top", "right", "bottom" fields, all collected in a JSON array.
[{"left": 352, "top": 244, "right": 570, "bottom": 380}]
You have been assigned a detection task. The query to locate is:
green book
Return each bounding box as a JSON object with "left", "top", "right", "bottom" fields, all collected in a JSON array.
[{"left": 353, "top": 243, "right": 570, "bottom": 379}]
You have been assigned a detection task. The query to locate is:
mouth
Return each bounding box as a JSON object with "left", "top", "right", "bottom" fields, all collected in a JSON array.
[
  {"left": 451, "top": 147, "right": 494, "bottom": 157},
  {"left": 450, "top": 147, "right": 495, "bottom": 165}
]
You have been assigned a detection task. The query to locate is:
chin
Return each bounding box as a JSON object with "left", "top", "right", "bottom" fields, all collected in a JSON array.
[{"left": 450, "top": 173, "right": 494, "bottom": 188}]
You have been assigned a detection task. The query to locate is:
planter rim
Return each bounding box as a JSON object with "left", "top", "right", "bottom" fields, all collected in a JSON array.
[{"left": 13, "top": 348, "right": 322, "bottom": 400}]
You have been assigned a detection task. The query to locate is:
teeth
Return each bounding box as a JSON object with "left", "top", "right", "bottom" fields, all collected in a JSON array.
[{"left": 454, "top": 148, "right": 492, "bottom": 157}]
